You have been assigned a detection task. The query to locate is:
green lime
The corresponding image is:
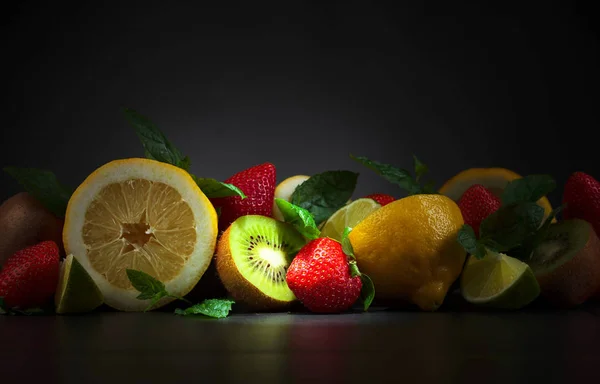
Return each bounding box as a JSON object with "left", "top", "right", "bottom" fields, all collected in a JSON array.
[
  {"left": 55, "top": 254, "right": 104, "bottom": 314},
  {"left": 320, "top": 198, "right": 381, "bottom": 242},
  {"left": 460, "top": 251, "right": 540, "bottom": 309}
]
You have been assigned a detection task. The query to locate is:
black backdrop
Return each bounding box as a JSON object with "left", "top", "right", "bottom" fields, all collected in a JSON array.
[{"left": 2, "top": 1, "right": 598, "bottom": 208}]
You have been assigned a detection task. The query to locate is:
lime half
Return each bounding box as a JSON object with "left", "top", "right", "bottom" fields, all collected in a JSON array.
[
  {"left": 55, "top": 254, "right": 104, "bottom": 314},
  {"left": 460, "top": 251, "right": 540, "bottom": 309},
  {"left": 320, "top": 198, "right": 381, "bottom": 242}
]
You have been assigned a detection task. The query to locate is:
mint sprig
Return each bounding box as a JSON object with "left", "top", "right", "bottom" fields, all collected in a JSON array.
[
  {"left": 501, "top": 174, "right": 556, "bottom": 206},
  {"left": 341, "top": 227, "right": 375, "bottom": 311},
  {"left": 123, "top": 108, "right": 245, "bottom": 200},
  {"left": 457, "top": 174, "right": 559, "bottom": 260},
  {"left": 274, "top": 198, "right": 320, "bottom": 240},
  {"left": 290, "top": 170, "right": 358, "bottom": 225},
  {"left": 0, "top": 297, "right": 46, "bottom": 316},
  {"left": 349, "top": 154, "right": 436, "bottom": 196},
  {"left": 3, "top": 167, "right": 72, "bottom": 218},
  {"left": 175, "top": 299, "right": 235, "bottom": 318},
  {"left": 126, "top": 269, "right": 235, "bottom": 318}
]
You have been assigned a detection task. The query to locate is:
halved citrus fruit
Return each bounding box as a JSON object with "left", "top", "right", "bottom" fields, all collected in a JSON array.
[
  {"left": 63, "top": 158, "right": 218, "bottom": 312},
  {"left": 439, "top": 167, "right": 553, "bottom": 217},
  {"left": 272, "top": 175, "right": 310, "bottom": 221},
  {"left": 320, "top": 198, "right": 381, "bottom": 242}
]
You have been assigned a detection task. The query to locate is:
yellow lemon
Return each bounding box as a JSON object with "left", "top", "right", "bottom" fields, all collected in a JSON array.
[
  {"left": 348, "top": 194, "right": 466, "bottom": 311},
  {"left": 439, "top": 167, "right": 553, "bottom": 217},
  {"left": 63, "top": 158, "right": 218, "bottom": 312}
]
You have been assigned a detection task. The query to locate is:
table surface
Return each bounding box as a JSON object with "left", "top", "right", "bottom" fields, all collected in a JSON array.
[{"left": 2, "top": 298, "right": 599, "bottom": 384}]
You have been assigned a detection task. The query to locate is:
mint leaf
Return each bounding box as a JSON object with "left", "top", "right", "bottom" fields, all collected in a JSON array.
[
  {"left": 174, "top": 299, "right": 235, "bottom": 318},
  {"left": 501, "top": 175, "right": 556, "bottom": 206},
  {"left": 341, "top": 227, "right": 355, "bottom": 259},
  {"left": 290, "top": 170, "right": 359, "bottom": 225},
  {"left": 457, "top": 225, "right": 487, "bottom": 259},
  {"left": 413, "top": 155, "right": 428, "bottom": 183},
  {"left": 0, "top": 297, "right": 45, "bottom": 316},
  {"left": 350, "top": 154, "right": 422, "bottom": 195},
  {"left": 479, "top": 202, "right": 545, "bottom": 252},
  {"left": 193, "top": 176, "right": 246, "bottom": 199},
  {"left": 513, "top": 205, "right": 565, "bottom": 261},
  {"left": 3, "top": 167, "right": 72, "bottom": 218},
  {"left": 274, "top": 198, "right": 320, "bottom": 240},
  {"left": 358, "top": 274, "right": 375, "bottom": 311},
  {"left": 126, "top": 269, "right": 168, "bottom": 300},
  {"left": 123, "top": 108, "right": 187, "bottom": 169}
]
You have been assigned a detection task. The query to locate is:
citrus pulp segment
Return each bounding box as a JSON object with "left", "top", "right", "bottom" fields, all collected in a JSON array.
[{"left": 55, "top": 254, "right": 104, "bottom": 314}]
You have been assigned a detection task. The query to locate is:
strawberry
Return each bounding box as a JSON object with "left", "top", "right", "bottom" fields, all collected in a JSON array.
[
  {"left": 286, "top": 237, "right": 362, "bottom": 313},
  {"left": 0, "top": 240, "right": 60, "bottom": 310},
  {"left": 364, "top": 193, "right": 395, "bottom": 206},
  {"left": 210, "top": 162, "right": 276, "bottom": 232},
  {"left": 457, "top": 184, "right": 501, "bottom": 237},
  {"left": 562, "top": 171, "right": 600, "bottom": 236}
]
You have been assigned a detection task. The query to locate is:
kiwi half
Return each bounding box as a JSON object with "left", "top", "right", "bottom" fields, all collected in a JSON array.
[
  {"left": 215, "top": 215, "right": 306, "bottom": 311},
  {"left": 529, "top": 218, "right": 600, "bottom": 307}
]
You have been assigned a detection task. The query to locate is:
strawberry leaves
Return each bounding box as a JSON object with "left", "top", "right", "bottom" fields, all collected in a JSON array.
[
  {"left": 341, "top": 227, "right": 375, "bottom": 311},
  {"left": 123, "top": 108, "right": 245, "bottom": 200},
  {"left": 350, "top": 154, "right": 437, "bottom": 195}
]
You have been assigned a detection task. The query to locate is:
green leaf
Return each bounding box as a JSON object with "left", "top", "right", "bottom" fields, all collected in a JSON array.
[
  {"left": 501, "top": 175, "right": 556, "bottom": 206},
  {"left": 126, "top": 269, "right": 168, "bottom": 301},
  {"left": 0, "top": 297, "right": 7, "bottom": 314},
  {"left": 457, "top": 225, "right": 487, "bottom": 259},
  {"left": 3, "top": 167, "right": 72, "bottom": 218},
  {"left": 479, "top": 202, "right": 545, "bottom": 252},
  {"left": 350, "top": 154, "right": 421, "bottom": 195},
  {"left": 193, "top": 176, "right": 246, "bottom": 199},
  {"left": 413, "top": 155, "right": 428, "bottom": 183},
  {"left": 359, "top": 273, "right": 375, "bottom": 311},
  {"left": 290, "top": 170, "right": 359, "bottom": 225},
  {"left": 178, "top": 156, "right": 192, "bottom": 172},
  {"left": 175, "top": 299, "right": 235, "bottom": 318},
  {"left": 123, "top": 108, "right": 186, "bottom": 168},
  {"left": 274, "top": 198, "right": 320, "bottom": 240},
  {"left": 341, "top": 227, "right": 355, "bottom": 260},
  {"left": 513, "top": 205, "right": 565, "bottom": 261}
]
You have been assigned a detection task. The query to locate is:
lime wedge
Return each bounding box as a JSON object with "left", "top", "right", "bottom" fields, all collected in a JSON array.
[
  {"left": 460, "top": 251, "right": 540, "bottom": 309},
  {"left": 320, "top": 198, "right": 381, "bottom": 242},
  {"left": 55, "top": 254, "right": 104, "bottom": 314}
]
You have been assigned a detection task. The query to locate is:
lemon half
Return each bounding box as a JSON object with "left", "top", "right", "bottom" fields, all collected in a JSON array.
[{"left": 63, "top": 158, "right": 218, "bottom": 311}]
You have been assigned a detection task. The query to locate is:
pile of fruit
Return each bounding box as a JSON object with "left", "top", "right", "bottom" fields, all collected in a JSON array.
[{"left": 1, "top": 109, "right": 599, "bottom": 318}]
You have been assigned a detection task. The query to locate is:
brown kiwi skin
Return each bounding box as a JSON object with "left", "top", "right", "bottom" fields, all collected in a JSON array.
[
  {"left": 215, "top": 224, "right": 295, "bottom": 312},
  {"left": 0, "top": 192, "right": 65, "bottom": 267},
  {"left": 535, "top": 219, "right": 600, "bottom": 308}
]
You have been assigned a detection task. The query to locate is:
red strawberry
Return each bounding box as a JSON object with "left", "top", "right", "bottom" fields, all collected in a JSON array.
[
  {"left": 457, "top": 184, "right": 501, "bottom": 237},
  {"left": 0, "top": 240, "right": 60, "bottom": 310},
  {"left": 286, "top": 237, "right": 362, "bottom": 313},
  {"left": 364, "top": 193, "right": 395, "bottom": 206},
  {"left": 210, "top": 162, "right": 276, "bottom": 232},
  {"left": 563, "top": 171, "right": 600, "bottom": 236}
]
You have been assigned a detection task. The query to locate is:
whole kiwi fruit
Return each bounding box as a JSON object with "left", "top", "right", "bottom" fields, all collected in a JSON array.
[
  {"left": 0, "top": 192, "right": 65, "bottom": 267},
  {"left": 529, "top": 218, "right": 600, "bottom": 307}
]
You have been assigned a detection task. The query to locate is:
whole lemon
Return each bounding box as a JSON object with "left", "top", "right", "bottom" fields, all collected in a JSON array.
[{"left": 348, "top": 194, "right": 466, "bottom": 311}]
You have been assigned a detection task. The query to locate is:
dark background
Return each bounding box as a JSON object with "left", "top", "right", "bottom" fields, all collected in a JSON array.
[{"left": 1, "top": 1, "right": 598, "bottom": 207}]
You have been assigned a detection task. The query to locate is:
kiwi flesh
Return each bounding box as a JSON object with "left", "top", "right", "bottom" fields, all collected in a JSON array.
[
  {"left": 215, "top": 215, "right": 306, "bottom": 311},
  {"left": 529, "top": 218, "right": 600, "bottom": 307}
]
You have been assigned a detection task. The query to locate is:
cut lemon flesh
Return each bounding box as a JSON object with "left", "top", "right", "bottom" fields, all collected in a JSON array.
[
  {"left": 320, "top": 198, "right": 381, "bottom": 242},
  {"left": 460, "top": 252, "right": 540, "bottom": 309},
  {"left": 63, "top": 158, "right": 218, "bottom": 311},
  {"left": 272, "top": 175, "right": 309, "bottom": 221},
  {"left": 439, "top": 167, "right": 554, "bottom": 218},
  {"left": 55, "top": 254, "right": 104, "bottom": 314}
]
